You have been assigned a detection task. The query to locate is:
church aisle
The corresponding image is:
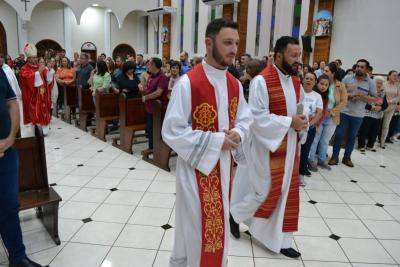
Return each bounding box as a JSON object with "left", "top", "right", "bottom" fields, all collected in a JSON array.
[{"left": 1, "top": 118, "right": 400, "bottom": 267}]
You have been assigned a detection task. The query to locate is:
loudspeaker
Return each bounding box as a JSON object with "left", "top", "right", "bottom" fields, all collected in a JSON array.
[{"left": 301, "top": 35, "right": 312, "bottom": 53}]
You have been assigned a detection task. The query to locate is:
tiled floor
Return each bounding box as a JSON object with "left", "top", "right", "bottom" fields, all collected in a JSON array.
[{"left": 1, "top": 118, "right": 400, "bottom": 267}]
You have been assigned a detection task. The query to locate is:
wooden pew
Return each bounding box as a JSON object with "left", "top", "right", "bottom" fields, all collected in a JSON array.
[
  {"left": 112, "top": 94, "right": 147, "bottom": 154},
  {"left": 92, "top": 91, "right": 119, "bottom": 141},
  {"left": 142, "top": 100, "right": 172, "bottom": 172},
  {"left": 61, "top": 85, "right": 78, "bottom": 124},
  {"left": 75, "top": 87, "right": 95, "bottom": 131},
  {"left": 14, "top": 126, "right": 62, "bottom": 245}
]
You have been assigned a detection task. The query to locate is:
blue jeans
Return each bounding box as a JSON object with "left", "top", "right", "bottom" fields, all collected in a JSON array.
[
  {"left": 309, "top": 116, "right": 337, "bottom": 163},
  {"left": 0, "top": 148, "right": 26, "bottom": 261},
  {"left": 332, "top": 113, "right": 364, "bottom": 159}
]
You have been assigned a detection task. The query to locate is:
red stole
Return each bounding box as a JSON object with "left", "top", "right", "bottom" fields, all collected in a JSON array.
[
  {"left": 187, "top": 63, "right": 239, "bottom": 267},
  {"left": 33, "top": 68, "right": 52, "bottom": 125},
  {"left": 20, "top": 63, "right": 38, "bottom": 125},
  {"left": 254, "top": 64, "right": 301, "bottom": 232}
]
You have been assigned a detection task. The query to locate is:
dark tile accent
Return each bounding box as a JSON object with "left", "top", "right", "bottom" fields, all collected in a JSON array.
[
  {"left": 329, "top": 234, "right": 341, "bottom": 241},
  {"left": 380, "top": 165, "right": 386, "bottom": 168},
  {"left": 161, "top": 224, "right": 172, "bottom": 230},
  {"left": 308, "top": 200, "right": 317, "bottom": 205},
  {"left": 244, "top": 230, "right": 252, "bottom": 236},
  {"left": 110, "top": 188, "right": 118, "bottom": 192},
  {"left": 77, "top": 164, "right": 84, "bottom": 167},
  {"left": 74, "top": 137, "right": 80, "bottom": 139},
  {"left": 98, "top": 150, "right": 103, "bottom": 153},
  {"left": 54, "top": 147, "right": 60, "bottom": 150},
  {"left": 57, "top": 127, "right": 62, "bottom": 129},
  {"left": 129, "top": 167, "right": 136, "bottom": 170},
  {"left": 82, "top": 218, "right": 92, "bottom": 223},
  {"left": 376, "top": 203, "right": 384, "bottom": 207},
  {"left": 350, "top": 180, "right": 358, "bottom": 183},
  {"left": 49, "top": 183, "right": 57, "bottom": 186}
]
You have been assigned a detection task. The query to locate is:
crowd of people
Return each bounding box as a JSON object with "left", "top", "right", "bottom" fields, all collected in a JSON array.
[{"left": 1, "top": 17, "right": 400, "bottom": 267}]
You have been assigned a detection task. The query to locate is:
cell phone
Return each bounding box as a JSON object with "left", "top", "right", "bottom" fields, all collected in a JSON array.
[{"left": 296, "top": 103, "right": 304, "bottom": 115}]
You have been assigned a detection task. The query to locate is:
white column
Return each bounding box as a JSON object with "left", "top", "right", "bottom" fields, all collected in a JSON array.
[
  {"left": 63, "top": 5, "right": 73, "bottom": 58},
  {"left": 233, "top": 3, "right": 239, "bottom": 22},
  {"left": 147, "top": 16, "right": 156, "bottom": 57},
  {"left": 104, "top": 10, "right": 111, "bottom": 57},
  {"left": 215, "top": 5, "right": 223, "bottom": 19},
  {"left": 273, "top": 0, "right": 295, "bottom": 44},
  {"left": 299, "top": 0, "right": 310, "bottom": 37},
  {"left": 17, "top": 15, "right": 28, "bottom": 54},
  {"left": 258, "top": 0, "right": 273, "bottom": 56},
  {"left": 309, "top": 0, "right": 318, "bottom": 65},
  {"left": 170, "top": 0, "right": 181, "bottom": 59},
  {"left": 197, "top": 1, "right": 210, "bottom": 56},
  {"left": 182, "top": 0, "right": 195, "bottom": 57},
  {"left": 245, "top": 0, "right": 258, "bottom": 56}
]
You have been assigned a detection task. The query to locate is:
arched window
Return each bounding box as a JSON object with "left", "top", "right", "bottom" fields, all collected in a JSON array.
[{"left": 36, "top": 39, "right": 63, "bottom": 58}]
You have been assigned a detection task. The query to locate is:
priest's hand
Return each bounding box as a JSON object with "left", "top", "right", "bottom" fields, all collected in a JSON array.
[
  {"left": 222, "top": 135, "right": 239, "bottom": 150},
  {"left": 291, "top": 115, "right": 308, "bottom": 131},
  {"left": 223, "top": 129, "right": 241, "bottom": 145}
]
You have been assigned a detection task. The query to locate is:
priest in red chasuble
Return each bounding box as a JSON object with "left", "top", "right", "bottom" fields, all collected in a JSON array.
[
  {"left": 230, "top": 36, "right": 309, "bottom": 258},
  {"left": 20, "top": 44, "right": 52, "bottom": 135},
  {"left": 162, "top": 19, "right": 252, "bottom": 267},
  {"left": 20, "top": 44, "right": 38, "bottom": 127}
]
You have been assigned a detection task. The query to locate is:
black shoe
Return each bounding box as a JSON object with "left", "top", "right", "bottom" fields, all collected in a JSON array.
[
  {"left": 9, "top": 257, "right": 43, "bottom": 267},
  {"left": 304, "top": 169, "right": 312, "bottom": 177},
  {"left": 280, "top": 248, "right": 301, "bottom": 258},
  {"left": 229, "top": 213, "right": 240, "bottom": 239},
  {"left": 342, "top": 158, "right": 354, "bottom": 168},
  {"left": 386, "top": 139, "right": 394, "bottom": 144},
  {"left": 328, "top": 157, "right": 338, "bottom": 166}
]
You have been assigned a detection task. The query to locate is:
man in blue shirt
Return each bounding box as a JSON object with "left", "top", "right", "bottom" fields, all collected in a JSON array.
[
  {"left": 135, "top": 54, "right": 147, "bottom": 78},
  {"left": 179, "top": 51, "right": 190, "bottom": 75},
  {"left": 0, "top": 58, "right": 42, "bottom": 267}
]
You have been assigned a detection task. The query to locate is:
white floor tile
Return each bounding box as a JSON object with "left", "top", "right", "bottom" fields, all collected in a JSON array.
[
  {"left": 228, "top": 234, "right": 253, "bottom": 257},
  {"left": 159, "top": 228, "right": 174, "bottom": 251},
  {"left": 316, "top": 203, "right": 357, "bottom": 219},
  {"left": 297, "top": 217, "right": 332, "bottom": 237},
  {"left": 104, "top": 190, "right": 144, "bottom": 206},
  {"left": 339, "top": 238, "right": 395, "bottom": 264},
  {"left": 117, "top": 178, "right": 152, "bottom": 191},
  {"left": 50, "top": 242, "right": 110, "bottom": 267},
  {"left": 71, "top": 188, "right": 111, "bottom": 203},
  {"left": 303, "top": 262, "right": 352, "bottom": 267},
  {"left": 91, "top": 203, "right": 136, "bottom": 223},
  {"left": 254, "top": 258, "right": 302, "bottom": 267},
  {"left": 148, "top": 181, "right": 176, "bottom": 194},
  {"left": 380, "top": 240, "right": 400, "bottom": 264},
  {"left": 300, "top": 201, "right": 321, "bottom": 218},
  {"left": 85, "top": 177, "right": 123, "bottom": 189},
  {"left": 58, "top": 218, "right": 84, "bottom": 241},
  {"left": 295, "top": 236, "right": 348, "bottom": 262},
  {"left": 97, "top": 167, "right": 130, "bottom": 178},
  {"left": 383, "top": 205, "right": 400, "bottom": 220},
  {"left": 153, "top": 250, "right": 172, "bottom": 267},
  {"left": 58, "top": 174, "right": 94, "bottom": 187},
  {"left": 363, "top": 220, "right": 400, "bottom": 239},
  {"left": 349, "top": 205, "right": 393, "bottom": 220},
  {"left": 337, "top": 191, "right": 375, "bottom": 205},
  {"left": 125, "top": 169, "right": 159, "bottom": 180},
  {"left": 228, "top": 256, "right": 255, "bottom": 267},
  {"left": 59, "top": 201, "right": 99, "bottom": 220},
  {"left": 368, "top": 193, "right": 400, "bottom": 205},
  {"left": 128, "top": 206, "right": 172, "bottom": 226},
  {"left": 306, "top": 190, "right": 344, "bottom": 204},
  {"left": 114, "top": 225, "right": 164, "bottom": 249},
  {"left": 325, "top": 218, "right": 374, "bottom": 238},
  {"left": 71, "top": 221, "right": 124, "bottom": 245},
  {"left": 101, "top": 247, "right": 157, "bottom": 267},
  {"left": 139, "top": 192, "right": 175, "bottom": 208}
]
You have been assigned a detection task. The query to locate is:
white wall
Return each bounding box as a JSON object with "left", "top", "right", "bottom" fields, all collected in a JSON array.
[
  {"left": 111, "top": 12, "right": 140, "bottom": 54},
  {"left": 330, "top": 0, "right": 400, "bottom": 74},
  {"left": 29, "top": 1, "right": 64, "bottom": 46},
  {"left": 71, "top": 7, "right": 106, "bottom": 54},
  {"left": 0, "top": 0, "right": 19, "bottom": 57}
]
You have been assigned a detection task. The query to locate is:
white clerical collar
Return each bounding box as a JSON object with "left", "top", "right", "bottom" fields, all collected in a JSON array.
[
  {"left": 202, "top": 60, "right": 227, "bottom": 79},
  {"left": 273, "top": 64, "right": 291, "bottom": 80}
]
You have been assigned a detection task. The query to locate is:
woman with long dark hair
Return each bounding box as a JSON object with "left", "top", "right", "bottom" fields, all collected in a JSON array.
[
  {"left": 309, "top": 62, "right": 348, "bottom": 171},
  {"left": 88, "top": 60, "right": 112, "bottom": 104}
]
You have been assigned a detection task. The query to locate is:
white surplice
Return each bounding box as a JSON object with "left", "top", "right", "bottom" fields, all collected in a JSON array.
[
  {"left": 162, "top": 60, "right": 252, "bottom": 267},
  {"left": 230, "top": 65, "right": 304, "bottom": 253}
]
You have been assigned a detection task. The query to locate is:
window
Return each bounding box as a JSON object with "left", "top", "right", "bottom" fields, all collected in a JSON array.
[{"left": 292, "top": 0, "right": 302, "bottom": 38}]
